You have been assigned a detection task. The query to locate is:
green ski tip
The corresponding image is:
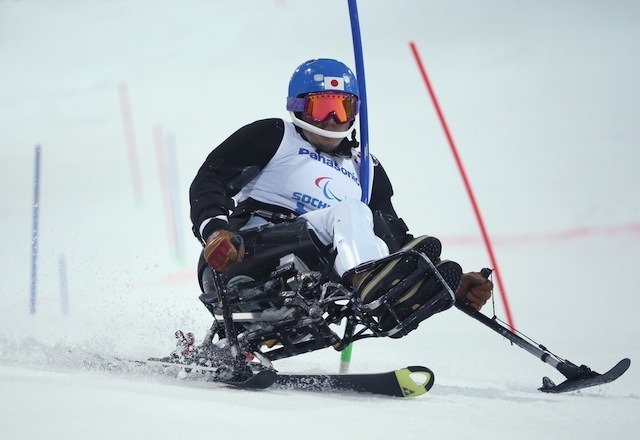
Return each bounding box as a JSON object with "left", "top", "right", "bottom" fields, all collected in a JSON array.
[{"left": 394, "top": 366, "right": 435, "bottom": 397}]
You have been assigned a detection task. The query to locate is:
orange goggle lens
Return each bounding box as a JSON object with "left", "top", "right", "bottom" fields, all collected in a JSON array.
[{"left": 304, "top": 93, "right": 358, "bottom": 123}]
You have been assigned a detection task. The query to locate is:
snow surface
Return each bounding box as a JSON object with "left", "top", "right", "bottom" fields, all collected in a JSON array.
[{"left": 1, "top": 0, "right": 640, "bottom": 439}]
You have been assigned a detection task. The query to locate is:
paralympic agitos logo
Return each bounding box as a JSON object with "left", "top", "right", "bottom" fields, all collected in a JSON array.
[
  {"left": 314, "top": 176, "right": 342, "bottom": 202},
  {"left": 292, "top": 176, "right": 341, "bottom": 214}
]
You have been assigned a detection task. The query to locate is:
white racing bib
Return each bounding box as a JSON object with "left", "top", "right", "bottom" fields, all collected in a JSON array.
[{"left": 236, "top": 121, "right": 372, "bottom": 214}]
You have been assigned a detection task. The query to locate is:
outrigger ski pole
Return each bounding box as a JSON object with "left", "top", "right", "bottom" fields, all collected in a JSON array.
[{"left": 456, "top": 268, "right": 631, "bottom": 393}]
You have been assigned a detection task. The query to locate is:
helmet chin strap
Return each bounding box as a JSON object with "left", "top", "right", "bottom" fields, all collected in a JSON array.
[{"left": 289, "top": 112, "right": 355, "bottom": 139}]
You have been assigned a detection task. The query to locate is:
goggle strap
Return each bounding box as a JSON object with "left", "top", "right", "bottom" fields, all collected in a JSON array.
[
  {"left": 287, "top": 95, "right": 359, "bottom": 113},
  {"left": 286, "top": 97, "right": 306, "bottom": 112}
]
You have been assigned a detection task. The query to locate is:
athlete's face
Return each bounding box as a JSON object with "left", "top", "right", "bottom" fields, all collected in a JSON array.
[{"left": 300, "top": 113, "right": 350, "bottom": 153}]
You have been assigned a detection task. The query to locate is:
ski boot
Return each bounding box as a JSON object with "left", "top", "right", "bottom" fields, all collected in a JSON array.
[
  {"left": 377, "top": 260, "right": 462, "bottom": 337},
  {"left": 354, "top": 235, "right": 442, "bottom": 305},
  {"left": 348, "top": 236, "right": 461, "bottom": 338}
]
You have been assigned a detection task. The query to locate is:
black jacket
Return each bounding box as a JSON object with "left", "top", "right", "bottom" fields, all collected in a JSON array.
[{"left": 190, "top": 118, "right": 403, "bottom": 243}]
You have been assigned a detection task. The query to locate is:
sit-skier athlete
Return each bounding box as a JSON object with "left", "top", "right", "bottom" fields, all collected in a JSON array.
[{"left": 189, "top": 58, "right": 492, "bottom": 354}]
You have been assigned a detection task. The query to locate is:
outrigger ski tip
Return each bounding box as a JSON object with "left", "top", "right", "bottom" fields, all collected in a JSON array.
[
  {"left": 457, "top": 268, "right": 632, "bottom": 394},
  {"left": 539, "top": 358, "right": 631, "bottom": 393}
]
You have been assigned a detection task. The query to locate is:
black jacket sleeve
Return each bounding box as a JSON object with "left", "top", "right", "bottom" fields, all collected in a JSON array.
[
  {"left": 189, "top": 118, "right": 285, "bottom": 241},
  {"left": 368, "top": 158, "right": 414, "bottom": 250},
  {"left": 368, "top": 158, "right": 398, "bottom": 218}
]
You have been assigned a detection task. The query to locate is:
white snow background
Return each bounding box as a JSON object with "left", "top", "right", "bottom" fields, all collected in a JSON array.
[{"left": 1, "top": 0, "right": 639, "bottom": 439}]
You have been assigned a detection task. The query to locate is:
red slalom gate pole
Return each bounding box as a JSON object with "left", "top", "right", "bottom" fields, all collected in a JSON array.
[
  {"left": 153, "top": 125, "right": 178, "bottom": 256},
  {"left": 118, "top": 82, "right": 144, "bottom": 205},
  {"left": 409, "top": 41, "right": 516, "bottom": 330}
]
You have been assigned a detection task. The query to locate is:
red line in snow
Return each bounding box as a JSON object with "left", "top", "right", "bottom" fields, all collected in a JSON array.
[{"left": 442, "top": 222, "right": 640, "bottom": 246}]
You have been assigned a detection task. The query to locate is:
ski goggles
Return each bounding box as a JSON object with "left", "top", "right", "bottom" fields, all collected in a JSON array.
[{"left": 287, "top": 92, "right": 359, "bottom": 123}]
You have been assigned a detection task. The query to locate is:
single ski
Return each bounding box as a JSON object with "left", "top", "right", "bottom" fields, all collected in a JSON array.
[
  {"left": 274, "top": 365, "right": 434, "bottom": 397},
  {"left": 93, "top": 354, "right": 433, "bottom": 396},
  {"left": 138, "top": 358, "right": 434, "bottom": 396},
  {"left": 539, "top": 358, "right": 631, "bottom": 393}
]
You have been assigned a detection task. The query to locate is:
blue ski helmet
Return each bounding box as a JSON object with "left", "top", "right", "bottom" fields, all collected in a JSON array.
[
  {"left": 286, "top": 59, "right": 359, "bottom": 139},
  {"left": 287, "top": 58, "right": 359, "bottom": 100}
]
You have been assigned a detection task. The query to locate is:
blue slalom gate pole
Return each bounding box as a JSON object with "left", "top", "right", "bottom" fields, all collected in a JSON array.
[
  {"left": 30, "top": 145, "right": 42, "bottom": 314},
  {"left": 342, "top": 0, "right": 370, "bottom": 373},
  {"left": 348, "top": 0, "right": 370, "bottom": 204}
]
